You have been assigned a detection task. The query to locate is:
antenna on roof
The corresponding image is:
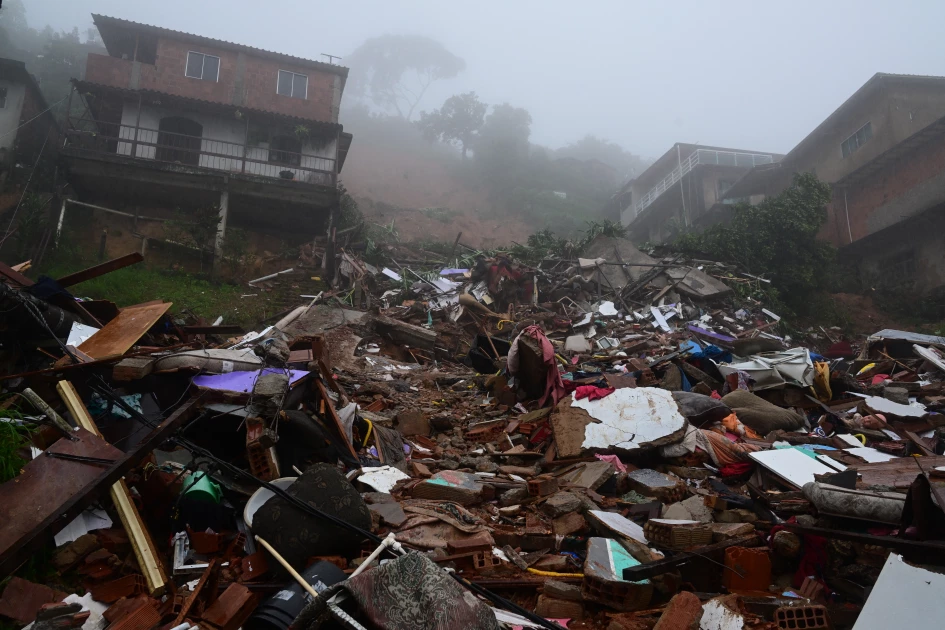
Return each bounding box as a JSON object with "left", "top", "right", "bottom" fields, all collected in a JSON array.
[{"left": 321, "top": 54, "right": 342, "bottom": 65}]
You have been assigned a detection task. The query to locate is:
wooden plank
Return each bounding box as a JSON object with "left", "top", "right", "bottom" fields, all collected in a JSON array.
[
  {"left": 0, "top": 261, "right": 34, "bottom": 287},
  {"left": 314, "top": 378, "right": 358, "bottom": 460},
  {"left": 78, "top": 301, "right": 172, "bottom": 360},
  {"left": 57, "top": 381, "right": 168, "bottom": 596},
  {"left": 0, "top": 397, "right": 200, "bottom": 580},
  {"left": 55, "top": 253, "right": 144, "bottom": 288}
]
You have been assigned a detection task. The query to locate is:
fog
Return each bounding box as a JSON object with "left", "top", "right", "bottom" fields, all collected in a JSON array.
[{"left": 20, "top": 0, "right": 945, "bottom": 158}]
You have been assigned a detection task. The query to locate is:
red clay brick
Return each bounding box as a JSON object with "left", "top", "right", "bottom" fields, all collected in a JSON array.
[{"left": 653, "top": 591, "right": 704, "bottom": 630}]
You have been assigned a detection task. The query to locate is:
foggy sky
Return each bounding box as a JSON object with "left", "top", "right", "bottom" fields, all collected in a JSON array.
[{"left": 22, "top": 0, "right": 945, "bottom": 159}]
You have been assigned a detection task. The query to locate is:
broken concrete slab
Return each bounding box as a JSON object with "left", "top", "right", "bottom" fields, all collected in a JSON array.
[
  {"left": 551, "top": 388, "right": 688, "bottom": 458},
  {"left": 540, "top": 491, "right": 584, "bottom": 518}
]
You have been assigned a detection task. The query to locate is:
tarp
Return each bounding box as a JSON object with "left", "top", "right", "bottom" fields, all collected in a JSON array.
[{"left": 717, "top": 347, "right": 813, "bottom": 390}]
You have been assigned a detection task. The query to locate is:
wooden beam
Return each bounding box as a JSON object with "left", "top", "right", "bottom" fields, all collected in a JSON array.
[
  {"left": 55, "top": 253, "right": 144, "bottom": 288},
  {"left": 57, "top": 381, "right": 168, "bottom": 596}
]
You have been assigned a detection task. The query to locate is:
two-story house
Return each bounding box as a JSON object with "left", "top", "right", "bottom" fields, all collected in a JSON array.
[
  {"left": 61, "top": 14, "right": 352, "bottom": 256},
  {"left": 618, "top": 143, "right": 781, "bottom": 243},
  {"left": 723, "top": 73, "right": 945, "bottom": 297}
]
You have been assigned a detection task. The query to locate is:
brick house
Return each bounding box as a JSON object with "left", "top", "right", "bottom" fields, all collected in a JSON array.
[
  {"left": 723, "top": 73, "right": 945, "bottom": 297},
  {"left": 62, "top": 14, "right": 353, "bottom": 255}
]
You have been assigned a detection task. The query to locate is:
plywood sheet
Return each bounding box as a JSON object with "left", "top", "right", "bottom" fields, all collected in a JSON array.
[{"left": 78, "top": 302, "right": 172, "bottom": 359}]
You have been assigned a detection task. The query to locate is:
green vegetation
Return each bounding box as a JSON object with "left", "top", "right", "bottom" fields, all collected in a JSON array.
[
  {"left": 34, "top": 252, "right": 271, "bottom": 328},
  {"left": 673, "top": 173, "right": 834, "bottom": 315},
  {"left": 0, "top": 412, "right": 32, "bottom": 483}
]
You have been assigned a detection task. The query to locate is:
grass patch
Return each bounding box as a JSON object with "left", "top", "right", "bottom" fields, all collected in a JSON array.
[{"left": 33, "top": 259, "right": 272, "bottom": 329}]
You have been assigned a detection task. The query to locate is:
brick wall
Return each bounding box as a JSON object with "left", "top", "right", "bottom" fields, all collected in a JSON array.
[
  {"left": 84, "top": 38, "right": 338, "bottom": 123},
  {"left": 825, "top": 131, "right": 945, "bottom": 247},
  {"left": 241, "top": 56, "right": 335, "bottom": 122}
]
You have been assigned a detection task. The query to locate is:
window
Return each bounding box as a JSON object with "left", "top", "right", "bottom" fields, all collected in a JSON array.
[
  {"left": 0, "top": 87, "right": 6, "bottom": 108},
  {"left": 269, "top": 134, "right": 302, "bottom": 166},
  {"left": 185, "top": 51, "right": 220, "bottom": 82},
  {"left": 717, "top": 179, "right": 735, "bottom": 198},
  {"left": 277, "top": 70, "right": 307, "bottom": 99},
  {"left": 841, "top": 122, "right": 872, "bottom": 158}
]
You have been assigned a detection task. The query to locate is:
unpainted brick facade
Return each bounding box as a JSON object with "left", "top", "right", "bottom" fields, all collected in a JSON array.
[{"left": 84, "top": 36, "right": 339, "bottom": 123}]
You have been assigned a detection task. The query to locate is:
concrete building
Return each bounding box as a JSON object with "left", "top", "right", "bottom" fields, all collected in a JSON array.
[
  {"left": 61, "top": 14, "right": 352, "bottom": 255},
  {"left": 618, "top": 143, "right": 780, "bottom": 243},
  {"left": 0, "top": 58, "right": 59, "bottom": 177},
  {"left": 724, "top": 73, "right": 945, "bottom": 297}
]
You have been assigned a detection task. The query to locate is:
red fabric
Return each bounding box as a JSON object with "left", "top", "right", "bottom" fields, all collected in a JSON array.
[
  {"left": 574, "top": 385, "right": 615, "bottom": 401},
  {"left": 771, "top": 518, "right": 829, "bottom": 588},
  {"left": 710, "top": 390, "right": 723, "bottom": 400},
  {"left": 719, "top": 462, "right": 753, "bottom": 477}
]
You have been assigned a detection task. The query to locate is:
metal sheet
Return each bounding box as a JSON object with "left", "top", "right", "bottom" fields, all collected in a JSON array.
[{"left": 867, "top": 329, "right": 945, "bottom": 347}]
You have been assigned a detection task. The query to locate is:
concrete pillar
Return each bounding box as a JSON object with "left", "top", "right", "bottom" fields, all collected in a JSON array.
[{"left": 215, "top": 189, "right": 229, "bottom": 259}]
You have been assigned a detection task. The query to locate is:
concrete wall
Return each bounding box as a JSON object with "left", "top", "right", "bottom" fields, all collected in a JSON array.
[
  {"left": 116, "top": 101, "right": 337, "bottom": 183},
  {"left": 85, "top": 34, "right": 341, "bottom": 123},
  {"left": 0, "top": 80, "right": 26, "bottom": 160},
  {"left": 786, "top": 81, "right": 945, "bottom": 184}
]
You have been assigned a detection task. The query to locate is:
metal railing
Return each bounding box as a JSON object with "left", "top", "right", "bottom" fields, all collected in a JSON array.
[
  {"left": 63, "top": 118, "right": 337, "bottom": 186},
  {"left": 633, "top": 149, "right": 775, "bottom": 216}
]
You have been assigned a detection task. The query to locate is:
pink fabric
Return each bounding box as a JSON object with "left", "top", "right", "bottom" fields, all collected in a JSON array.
[
  {"left": 574, "top": 385, "right": 615, "bottom": 401},
  {"left": 595, "top": 453, "right": 627, "bottom": 473},
  {"left": 511, "top": 325, "right": 566, "bottom": 407}
]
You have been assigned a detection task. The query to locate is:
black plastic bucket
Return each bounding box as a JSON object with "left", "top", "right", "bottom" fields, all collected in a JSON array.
[{"left": 244, "top": 561, "right": 347, "bottom": 630}]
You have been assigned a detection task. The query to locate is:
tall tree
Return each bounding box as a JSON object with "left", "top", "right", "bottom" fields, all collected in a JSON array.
[
  {"left": 474, "top": 103, "right": 532, "bottom": 190},
  {"left": 345, "top": 35, "right": 465, "bottom": 120},
  {"left": 417, "top": 92, "right": 486, "bottom": 159}
]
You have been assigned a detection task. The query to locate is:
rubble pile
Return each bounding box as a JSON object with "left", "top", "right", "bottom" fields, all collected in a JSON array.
[{"left": 1, "top": 240, "right": 944, "bottom": 630}]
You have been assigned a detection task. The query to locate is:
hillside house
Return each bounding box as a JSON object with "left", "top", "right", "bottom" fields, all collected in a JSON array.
[{"left": 62, "top": 14, "right": 352, "bottom": 255}]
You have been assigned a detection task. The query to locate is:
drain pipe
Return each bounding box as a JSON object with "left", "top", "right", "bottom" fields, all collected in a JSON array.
[{"left": 843, "top": 188, "right": 853, "bottom": 244}]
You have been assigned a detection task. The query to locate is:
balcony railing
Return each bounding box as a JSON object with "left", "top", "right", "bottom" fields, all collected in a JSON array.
[
  {"left": 633, "top": 149, "right": 775, "bottom": 216},
  {"left": 63, "top": 118, "right": 337, "bottom": 187}
]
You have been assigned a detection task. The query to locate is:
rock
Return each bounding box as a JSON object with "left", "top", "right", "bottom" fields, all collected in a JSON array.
[
  {"left": 439, "top": 458, "right": 460, "bottom": 470},
  {"left": 499, "top": 487, "right": 530, "bottom": 507},
  {"left": 535, "top": 595, "right": 584, "bottom": 620},
  {"left": 679, "top": 495, "right": 714, "bottom": 523},
  {"left": 396, "top": 410, "right": 431, "bottom": 436},
  {"left": 541, "top": 491, "right": 583, "bottom": 518},
  {"left": 543, "top": 579, "right": 583, "bottom": 601},
  {"left": 883, "top": 386, "right": 910, "bottom": 405},
  {"left": 362, "top": 492, "right": 397, "bottom": 504},
  {"left": 533, "top": 554, "right": 573, "bottom": 573},
  {"left": 368, "top": 502, "right": 408, "bottom": 528},
  {"left": 475, "top": 460, "right": 499, "bottom": 473},
  {"left": 553, "top": 512, "right": 587, "bottom": 536},
  {"left": 662, "top": 502, "right": 693, "bottom": 521}
]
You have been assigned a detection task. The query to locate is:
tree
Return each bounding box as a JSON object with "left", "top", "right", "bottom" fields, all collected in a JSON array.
[
  {"left": 416, "top": 92, "right": 486, "bottom": 159},
  {"left": 673, "top": 172, "right": 834, "bottom": 311},
  {"left": 475, "top": 103, "right": 531, "bottom": 169},
  {"left": 0, "top": 0, "right": 28, "bottom": 33},
  {"left": 556, "top": 134, "right": 649, "bottom": 182},
  {"left": 345, "top": 35, "right": 465, "bottom": 120}
]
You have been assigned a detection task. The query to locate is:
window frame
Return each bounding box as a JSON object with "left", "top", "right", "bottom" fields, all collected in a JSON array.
[
  {"left": 841, "top": 122, "right": 872, "bottom": 158},
  {"left": 277, "top": 70, "right": 308, "bottom": 100},
  {"left": 185, "top": 51, "right": 221, "bottom": 82}
]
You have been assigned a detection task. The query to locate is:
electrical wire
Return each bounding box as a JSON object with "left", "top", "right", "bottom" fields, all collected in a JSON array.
[
  {"left": 12, "top": 287, "right": 566, "bottom": 630},
  {"left": 0, "top": 93, "right": 70, "bottom": 143}
]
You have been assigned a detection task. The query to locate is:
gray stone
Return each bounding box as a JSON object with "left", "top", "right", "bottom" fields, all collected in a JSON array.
[
  {"left": 439, "top": 458, "right": 460, "bottom": 470},
  {"left": 499, "top": 486, "right": 530, "bottom": 507},
  {"left": 543, "top": 579, "right": 583, "bottom": 602},
  {"left": 883, "top": 387, "right": 910, "bottom": 405},
  {"left": 541, "top": 491, "right": 583, "bottom": 518}
]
